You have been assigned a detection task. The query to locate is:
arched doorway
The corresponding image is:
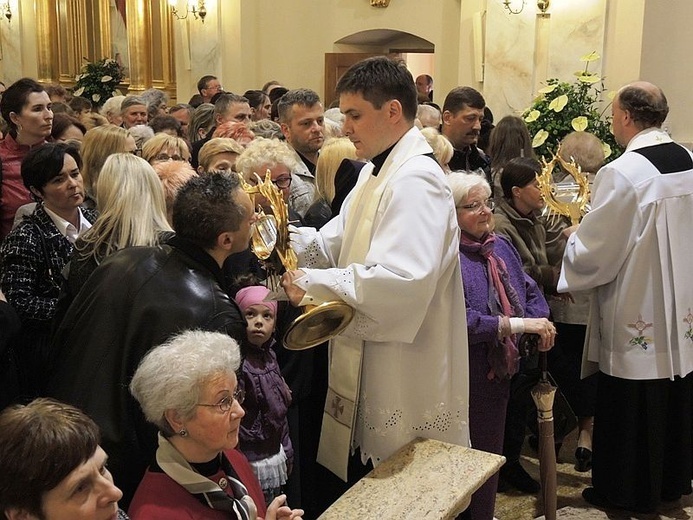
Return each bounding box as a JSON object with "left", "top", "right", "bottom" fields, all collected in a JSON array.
[{"left": 324, "top": 29, "right": 434, "bottom": 107}]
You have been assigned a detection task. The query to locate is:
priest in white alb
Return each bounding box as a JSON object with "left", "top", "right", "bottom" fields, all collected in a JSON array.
[
  {"left": 559, "top": 81, "right": 693, "bottom": 514},
  {"left": 281, "top": 57, "right": 470, "bottom": 486}
]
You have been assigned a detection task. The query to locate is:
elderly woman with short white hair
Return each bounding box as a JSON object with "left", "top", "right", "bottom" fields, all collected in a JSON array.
[
  {"left": 128, "top": 330, "right": 303, "bottom": 520},
  {"left": 447, "top": 171, "right": 554, "bottom": 520},
  {"left": 235, "top": 137, "right": 302, "bottom": 215},
  {"left": 100, "top": 95, "right": 126, "bottom": 126}
]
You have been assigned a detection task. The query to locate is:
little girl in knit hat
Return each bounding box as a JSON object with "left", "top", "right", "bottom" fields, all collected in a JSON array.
[{"left": 234, "top": 285, "right": 293, "bottom": 505}]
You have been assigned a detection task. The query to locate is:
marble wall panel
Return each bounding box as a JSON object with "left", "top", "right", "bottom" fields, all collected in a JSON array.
[{"left": 483, "top": 0, "right": 607, "bottom": 120}]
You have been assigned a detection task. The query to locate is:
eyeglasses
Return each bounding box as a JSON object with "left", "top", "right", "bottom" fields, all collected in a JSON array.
[
  {"left": 197, "top": 387, "right": 245, "bottom": 414},
  {"left": 154, "top": 153, "right": 184, "bottom": 162},
  {"left": 271, "top": 176, "right": 292, "bottom": 189},
  {"left": 459, "top": 198, "right": 495, "bottom": 213}
]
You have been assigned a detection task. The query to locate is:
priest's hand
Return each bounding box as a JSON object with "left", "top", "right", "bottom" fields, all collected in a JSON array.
[
  {"left": 281, "top": 270, "right": 307, "bottom": 307},
  {"left": 562, "top": 224, "right": 579, "bottom": 238}
]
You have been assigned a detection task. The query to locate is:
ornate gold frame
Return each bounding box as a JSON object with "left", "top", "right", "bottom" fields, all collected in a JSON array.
[{"left": 35, "top": 0, "right": 176, "bottom": 98}]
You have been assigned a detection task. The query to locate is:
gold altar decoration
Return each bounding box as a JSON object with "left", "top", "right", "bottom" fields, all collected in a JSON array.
[
  {"left": 537, "top": 147, "right": 590, "bottom": 226},
  {"left": 241, "top": 171, "right": 354, "bottom": 351},
  {"left": 34, "top": 0, "right": 175, "bottom": 97}
]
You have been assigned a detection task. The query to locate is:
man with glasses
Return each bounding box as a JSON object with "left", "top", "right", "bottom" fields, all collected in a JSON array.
[
  {"left": 46, "top": 174, "right": 254, "bottom": 507},
  {"left": 197, "top": 74, "right": 223, "bottom": 104}
]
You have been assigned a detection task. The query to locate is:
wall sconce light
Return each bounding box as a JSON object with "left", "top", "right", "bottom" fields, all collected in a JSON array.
[
  {"left": 169, "top": 0, "right": 207, "bottom": 23},
  {"left": 502, "top": 0, "right": 525, "bottom": 15},
  {"left": 536, "top": 0, "right": 550, "bottom": 16},
  {"left": 1, "top": 2, "right": 12, "bottom": 22},
  {"left": 502, "top": 0, "right": 551, "bottom": 16}
]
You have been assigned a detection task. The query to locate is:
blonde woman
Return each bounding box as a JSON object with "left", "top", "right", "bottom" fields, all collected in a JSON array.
[
  {"left": 314, "top": 137, "right": 364, "bottom": 217},
  {"left": 65, "top": 153, "right": 173, "bottom": 300},
  {"left": 289, "top": 137, "right": 361, "bottom": 228},
  {"left": 81, "top": 125, "right": 137, "bottom": 205},
  {"left": 420, "top": 127, "right": 453, "bottom": 173},
  {"left": 313, "top": 137, "right": 354, "bottom": 204},
  {"left": 141, "top": 133, "right": 191, "bottom": 166},
  {"left": 198, "top": 137, "right": 245, "bottom": 173},
  {"left": 188, "top": 103, "right": 215, "bottom": 143}
]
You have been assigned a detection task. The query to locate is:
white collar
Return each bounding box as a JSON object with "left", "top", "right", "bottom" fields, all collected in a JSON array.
[
  {"left": 43, "top": 205, "right": 91, "bottom": 243},
  {"left": 625, "top": 127, "right": 673, "bottom": 153}
]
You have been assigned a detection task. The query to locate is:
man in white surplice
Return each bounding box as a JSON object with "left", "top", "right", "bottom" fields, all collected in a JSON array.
[
  {"left": 559, "top": 82, "right": 693, "bottom": 513},
  {"left": 281, "top": 57, "right": 470, "bottom": 482}
]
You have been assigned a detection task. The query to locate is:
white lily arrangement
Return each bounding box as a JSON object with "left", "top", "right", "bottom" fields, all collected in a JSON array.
[
  {"left": 522, "top": 52, "right": 621, "bottom": 162},
  {"left": 73, "top": 58, "right": 125, "bottom": 108}
]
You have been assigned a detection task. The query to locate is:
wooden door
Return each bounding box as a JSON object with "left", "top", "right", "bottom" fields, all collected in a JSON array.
[{"left": 324, "top": 52, "right": 395, "bottom": 108}]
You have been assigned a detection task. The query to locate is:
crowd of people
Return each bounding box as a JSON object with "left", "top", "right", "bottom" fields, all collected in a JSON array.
[{"left": 0, "top": 57, "right": 691, "bottom": 520}]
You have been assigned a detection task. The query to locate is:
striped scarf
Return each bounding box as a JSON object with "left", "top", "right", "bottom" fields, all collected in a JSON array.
[{"left": 156, "top": 434, "right": 258, "bottom": 519}]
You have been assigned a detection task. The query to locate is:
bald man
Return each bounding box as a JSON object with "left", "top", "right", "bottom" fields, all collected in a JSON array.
[{"left": 559, "top": 82, "right": 693, "bottom": 513}]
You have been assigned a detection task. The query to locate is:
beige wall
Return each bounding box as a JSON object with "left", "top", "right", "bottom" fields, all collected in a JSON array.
[
  {"left": 0, "top": 0, "right": 38, "bottom": 82},
  {"left": 484, "top": 0, "right": 608, "bottom": 120},
  {"left": 173, "top": 0, "right": 467, "bottom": 105},
  {"left": 639, "top": 0, "right": 693, "bottom": 143}
]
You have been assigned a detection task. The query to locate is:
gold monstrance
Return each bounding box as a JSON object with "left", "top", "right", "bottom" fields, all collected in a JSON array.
[
  {"left": 536, "top": 147, "right": 591, "bottom": 226},
  {"left": 241, "top": 171, "right": 354, "bottom": 351}
]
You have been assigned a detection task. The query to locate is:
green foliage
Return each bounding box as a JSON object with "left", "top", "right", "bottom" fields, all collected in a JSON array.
[
  {"left": 73, "top": 58, "right": 125, "bottom": 109},
  {"left": 522, "top": 54, "right": 621, "bottom": 163}
]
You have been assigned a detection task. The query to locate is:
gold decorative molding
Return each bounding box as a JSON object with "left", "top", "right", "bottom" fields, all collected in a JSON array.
[
  {"left": 370, "top": 0, "right": 391, "bottom": 7},
  {"left": 34, "top": 0, "right": 175, "bottom": 96},
  {"left": 126, "top": 0, "right": 152, "bottom": 92},
  {"left": 35, "top": 0, "right": 57, "bottom": 83}
]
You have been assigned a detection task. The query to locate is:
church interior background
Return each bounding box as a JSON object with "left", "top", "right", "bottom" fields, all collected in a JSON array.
[{"left": 0, "top": 0, "right": 688, "bottom": 145}]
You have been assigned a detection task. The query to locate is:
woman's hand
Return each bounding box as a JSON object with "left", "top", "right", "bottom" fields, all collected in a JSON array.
[
  {"left": 521, "top": 318, "right": 556, "bottom": 351},
  {"left": 264, "top": 494, "right": 304, "bottom": 520}
]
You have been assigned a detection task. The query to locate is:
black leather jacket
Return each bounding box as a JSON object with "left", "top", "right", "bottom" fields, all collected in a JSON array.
[{"left": 46, "top": 236, "right": 246, "bottom": 506}]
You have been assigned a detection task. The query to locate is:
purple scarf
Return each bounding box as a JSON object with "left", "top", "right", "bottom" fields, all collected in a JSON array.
[{"left": 460, "top": 231, "right": 523, "bottom": 380}]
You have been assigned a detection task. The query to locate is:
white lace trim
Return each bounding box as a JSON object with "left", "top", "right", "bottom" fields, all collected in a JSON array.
[
  {"left": 353, "top": 392, "right": 468, "bottom": 464},
  {"left": 247, "top": 445, "right": 288, "bottom": 491}
]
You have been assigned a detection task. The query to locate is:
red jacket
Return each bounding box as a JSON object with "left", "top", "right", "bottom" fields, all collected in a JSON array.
[
  {"left": 0, "top": 134, "right": 45, "bottom": 240},
  {"left": 128, "top": 448, "right": 267, "bottom": 519}
]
